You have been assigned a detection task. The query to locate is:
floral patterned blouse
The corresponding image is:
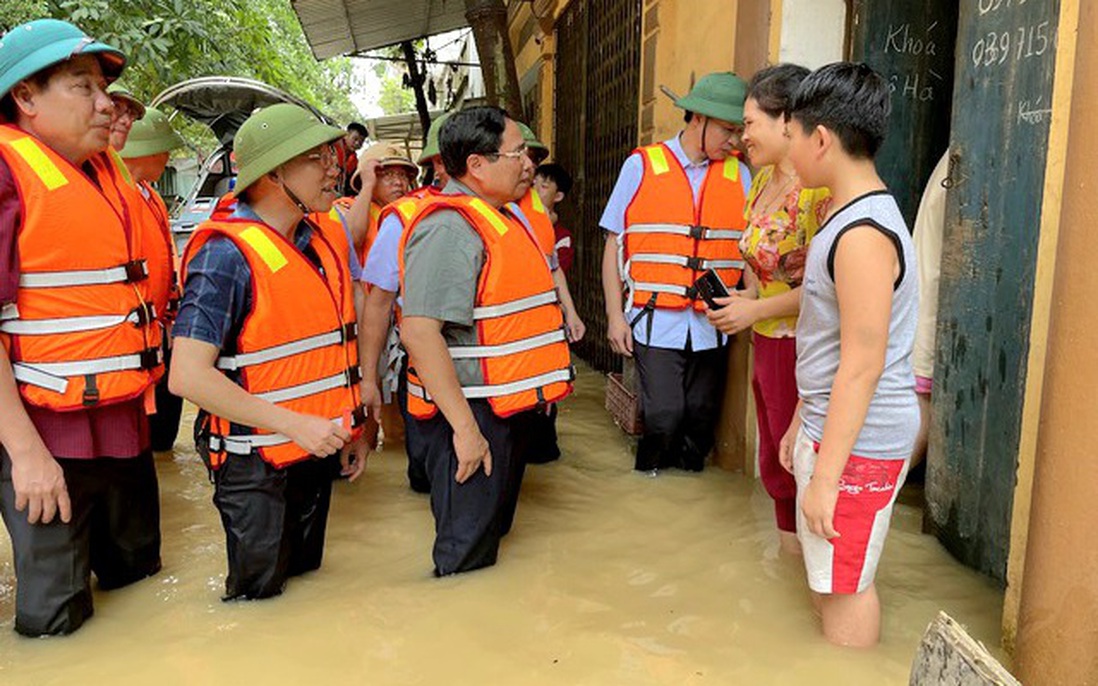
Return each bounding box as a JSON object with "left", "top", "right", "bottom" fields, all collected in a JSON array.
[{"left": 739, "top": 165, "right": 832, "bottom": 338}]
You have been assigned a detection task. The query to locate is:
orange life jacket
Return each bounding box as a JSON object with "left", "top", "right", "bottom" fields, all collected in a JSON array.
[
  {"left": 622, "top": 143, "right": 747, "bottom": 311},
  {"left": 510, "top": 189, "right": 556, "bottom": 263},
  {"left": 132, "top": 180, "right": 181, "bottom": 325},
  {"left": 0, "top": 126, "right": 161, "bottom": 410},
  {"left": 182, "top": 216, "right": 364, "bottom": 469},
  {"left": 398, "top": 194, "right": 574, "bottom": 420}
]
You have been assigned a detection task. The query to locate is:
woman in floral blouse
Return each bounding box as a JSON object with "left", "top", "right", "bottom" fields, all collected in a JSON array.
[{"left": 708, "top": 64, "right": 831, "bottom": 554}]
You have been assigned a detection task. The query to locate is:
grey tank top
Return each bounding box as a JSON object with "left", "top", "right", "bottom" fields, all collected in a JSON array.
[{"left": 796, "top": 191, "right": 919, "bottom": 460}]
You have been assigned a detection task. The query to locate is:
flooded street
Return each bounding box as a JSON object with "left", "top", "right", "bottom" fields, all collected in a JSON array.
[{"left": 0, "top": 365, "right": 1003, "bottom": 685}]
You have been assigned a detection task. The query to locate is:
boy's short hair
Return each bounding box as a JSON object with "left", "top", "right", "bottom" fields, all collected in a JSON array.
[
  {"left": 346, "top": 122, "right": 367, "bottom": 136},
  {"left": 535, "top": 162, "right": 573, "bottom": 196},
  {"left": 788, "top": 62, "right": 890, "bottom": 159}
]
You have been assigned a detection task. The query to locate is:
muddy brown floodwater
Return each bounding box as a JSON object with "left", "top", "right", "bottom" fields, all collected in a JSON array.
[{"left": 0, "top": 364, "right": 1003, "bottom": 685}]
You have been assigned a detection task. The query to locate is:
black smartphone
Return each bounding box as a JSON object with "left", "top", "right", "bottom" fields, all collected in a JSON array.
[{"left": 694, "top": 268, "right": 730, "bottom": 309}]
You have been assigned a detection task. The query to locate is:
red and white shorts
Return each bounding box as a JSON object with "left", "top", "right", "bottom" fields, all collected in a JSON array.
[{"left": 793, "top": 428, "right": 908, "bottom": 595}]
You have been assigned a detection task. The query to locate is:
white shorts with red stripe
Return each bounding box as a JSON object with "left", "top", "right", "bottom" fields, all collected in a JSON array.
[{"left": 793, "top": 427, "right": 909, "bottom": 595}]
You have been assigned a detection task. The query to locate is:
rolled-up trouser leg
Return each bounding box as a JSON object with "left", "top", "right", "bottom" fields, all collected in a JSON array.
[
  {"left": 213, "top": 453, "right": 293, "bottom": 600},
  {"left": 418, "top": 400, "right": 520, "bottom": 575},
  {"left": 633, "top": 342, "right": 688, "bottom": 471},
  {"left": 85, "top": 451, "right": 162, "bottom": 590},
  {"left": 0, "top": 449, "right": 95, "bottom": 636}
]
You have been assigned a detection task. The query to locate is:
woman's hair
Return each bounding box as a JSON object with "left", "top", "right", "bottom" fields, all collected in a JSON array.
[{"left": 746, "top": 63, "right": 811, "bottom": 118}]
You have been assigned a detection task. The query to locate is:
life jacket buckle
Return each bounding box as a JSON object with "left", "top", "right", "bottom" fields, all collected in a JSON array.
[
  {"left": 689, "top": 225, "right": 708, "bottom": 240},
  {"left": 686, "top": 256, "right": 704, "bottom": 271},
  {"left": 129, "top": 302, "right": 156, "bottom": 327},
  {"left": 346, "top": 365, "right": 364, "bottom": 386},
  {"left": 139, "top": 347, "right": 162, "bottom": 370},
  {"left": 349, "top": 405, "right": 366, "bottom": 428},
  {"left": 123, "top": 259, "right": 149, "bottom": 283},
  {"left": 82, "top": 373, "right": 100, "bottom": 406},
  {"left": 685, "top": 285, "right": 699, "bottom": 300},
  {"left": 341, "top": 322, "right": 358, "bottom": 343}
]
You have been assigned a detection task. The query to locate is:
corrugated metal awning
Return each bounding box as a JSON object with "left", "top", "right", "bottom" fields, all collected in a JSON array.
[{"left": 292, "top": 0, "right": 470, "bottom": 59}]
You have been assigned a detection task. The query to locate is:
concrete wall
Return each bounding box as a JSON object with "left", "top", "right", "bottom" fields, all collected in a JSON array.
[
  {"left": 778, "top": 0, "right": 847, "bottom": 67},
  {"left": 1013, "top": 0, "right": 1098, "bottom": 681},
  {"left": 638, "top": 0, "right": 739, "bottom": 145}
]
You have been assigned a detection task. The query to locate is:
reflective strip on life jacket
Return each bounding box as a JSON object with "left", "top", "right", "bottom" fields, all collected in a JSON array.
[
  {"left": 254, "top": 367, "right": 362, "bottom": 404},
  {"left": 408, "top": 367, "right": 575, "bottom": 402},
  {"left": 0, "top": 305, "right": 156, "bottom": 335},
  {"left": 216, "top": 324, "right": 357, "bottom": 371},
  {"left": 626, "top": 254, "right": 745, "bottom": 271},
  {"left": 471, "top": 290, "right": 560, "bottom": 320},
  {"left": 18, "top": 260, "right": 148, "bottom": 288},
  {"left": 208, "top": 407, "right": 367, "bottom": 456},
  {"left": 12, "top": 348, "right": 162, "bottom": 393},
  {"left": 447, "top": 329, "right": 567, "bottom": 360},
  {"left": 624, "top": 223, "right": 744, "bottom": 241}
]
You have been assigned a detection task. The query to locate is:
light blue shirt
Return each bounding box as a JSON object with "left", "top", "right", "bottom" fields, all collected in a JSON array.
[
  {"left": 326, "top": 205, "right": 364, "bottom": 282},
  {"left": 363, "top": 211, "right": 403, "bottom": 292},
  {"left": 599, "top": 135, "right": 752, "bottom": 351}
]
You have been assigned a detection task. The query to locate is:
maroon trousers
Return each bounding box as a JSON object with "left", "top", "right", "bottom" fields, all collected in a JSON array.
[{"left": 752, "top": 332, "right": 799, "bottom": 532}]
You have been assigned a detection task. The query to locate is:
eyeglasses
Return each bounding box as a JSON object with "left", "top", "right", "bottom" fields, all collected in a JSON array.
[
  {"left": 377, "top": 168, "right": 413, "bottom": 185},
  {"left": 304, "top": 145, "right": 338, "bottom": 168},
  {"left": 483, "top": 143, "right": 528, "bottom": 161}
]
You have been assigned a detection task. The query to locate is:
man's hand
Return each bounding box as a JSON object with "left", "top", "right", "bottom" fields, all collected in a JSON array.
[
  {"left": 283, "top": 413, "right": 351, "bottom": 457},
  {"left": 564, "top": 310, "right": 586, "bottom": 343},
  {"left": 452, "top": 425, "right": 491, "bottom": 484},
  {"left": 705, "top": 292, "right": 759, "bottom": 335},
  {"left": 11, "top": 444, "right": 71, "bottom": 525},
  {"left": 361, "top": 380, "right": 383, "bottom": 423},
  {"left": 606, "top": 312, "right": 634, "bottom": 357},
  {"left": 354, "top": 158, "right": 380, "bottom": 193},
  {"left": 802, "top": 475, "right": 841, "bottom": 540},
  {"left": 340, "top": 434, "right": 370, "bottom": 482},
  {"left": 779, "top": 419, "right": 799, "bottom": 475}
]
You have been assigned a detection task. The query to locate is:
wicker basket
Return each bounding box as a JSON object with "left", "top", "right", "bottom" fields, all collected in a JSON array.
[{"left": 606, "top": 372, "right": 643, "bottom": 435}]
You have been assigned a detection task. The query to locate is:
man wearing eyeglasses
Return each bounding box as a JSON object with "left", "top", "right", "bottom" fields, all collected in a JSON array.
[
  {"left": 600, "top": 72, "right": 753, "bottom": 475},
  {"left": 170, "top": 103, "right": 369, "bottom": 601},
  {"left": 399, "top": 107, "right": 574, "bottom": 575}
]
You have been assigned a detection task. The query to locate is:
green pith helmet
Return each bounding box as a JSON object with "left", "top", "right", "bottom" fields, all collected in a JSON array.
[
  {"left": 232, "top": 103, "right": 345, "bottom": 195},
  {"left": 673, "top": 72, "right": 747, "bottom": 124},
  {"left": 518, "top": 121, "right": 547, "bottom": 152},
  {"left": 119, "top": 109, "right": 184, "bottom": 158},
  {"left": 0, "top": 19, "right": 126, "bottom": 99},
  {"left": 107, "top": 82, "right": 146, "bottom": 119},
  {"left": 417, "top": 111, "right": 453, "bottom": 164}
]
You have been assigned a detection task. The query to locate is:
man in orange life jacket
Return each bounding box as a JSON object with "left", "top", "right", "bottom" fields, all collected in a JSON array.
[
  {"left": 507, "top": 123, "right": 585, "bottom": 465},
  {"left": 601, "top": 72, "right": 752, "bottom": 474},
  {"left": 0, "top": 19, "right": 163, "bottom": 636},
  {"left": 400, "top": 107, "right": 574, "bottom": 575},
  {"left": 170, "top": 103, "right": 369, "bottom": 600},
  {"left": 345, "top": 140, "right": 418, "bottom": 268},
  {"left": 359, "top": 115, "right": 450, "bottom": 494},
  {"left": 119, "top": 109, "right": 187, "bottom": 452}
]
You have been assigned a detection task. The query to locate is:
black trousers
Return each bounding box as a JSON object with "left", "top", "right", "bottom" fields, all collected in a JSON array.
[
  {"left": 397, "top": 362, "right": 430, "bottom": 494},
  {"left": 632, "top": 342, "right": 728, "bottom": 472},
  {"left": 525, "top": 404, "right": 561, "bottom": 464},
  {"left": 0, "top": 449, "right": 161, "bottom": 637},
  {"left": 414, "top": 401, "right": 533, "bottom": 576},
  {"left": 212, "top": 452, "right": 338, "bottom": 601}
]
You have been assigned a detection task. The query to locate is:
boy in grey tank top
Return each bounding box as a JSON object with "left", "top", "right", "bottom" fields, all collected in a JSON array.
[{"left": 780, "top": 63, "right": 918, "bottom": 648}]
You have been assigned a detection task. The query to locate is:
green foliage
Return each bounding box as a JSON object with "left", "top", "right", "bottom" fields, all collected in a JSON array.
[
  {"left": 33, "top": 0, "right": 361, "bottom": 123},
  {"left": 377, "top": 73, "right": 415, "bottom": 115},
  {"left": 0, "top": 0, "right": 48, "bottom": 30}
]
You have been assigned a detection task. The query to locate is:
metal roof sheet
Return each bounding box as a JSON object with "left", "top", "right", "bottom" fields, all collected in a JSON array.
[{"left": 292, "top": 0, "right": 470, "bottom": 59}]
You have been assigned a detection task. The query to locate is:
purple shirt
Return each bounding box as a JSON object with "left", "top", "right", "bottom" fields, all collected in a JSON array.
[{"left": 0, "top": 156, "right": 149, "bottom": 459}]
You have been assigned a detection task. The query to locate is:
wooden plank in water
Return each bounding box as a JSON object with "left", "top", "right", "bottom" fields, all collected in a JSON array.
[{"left": 910, "top": 612, "right": 1019, "bottom": 686}]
